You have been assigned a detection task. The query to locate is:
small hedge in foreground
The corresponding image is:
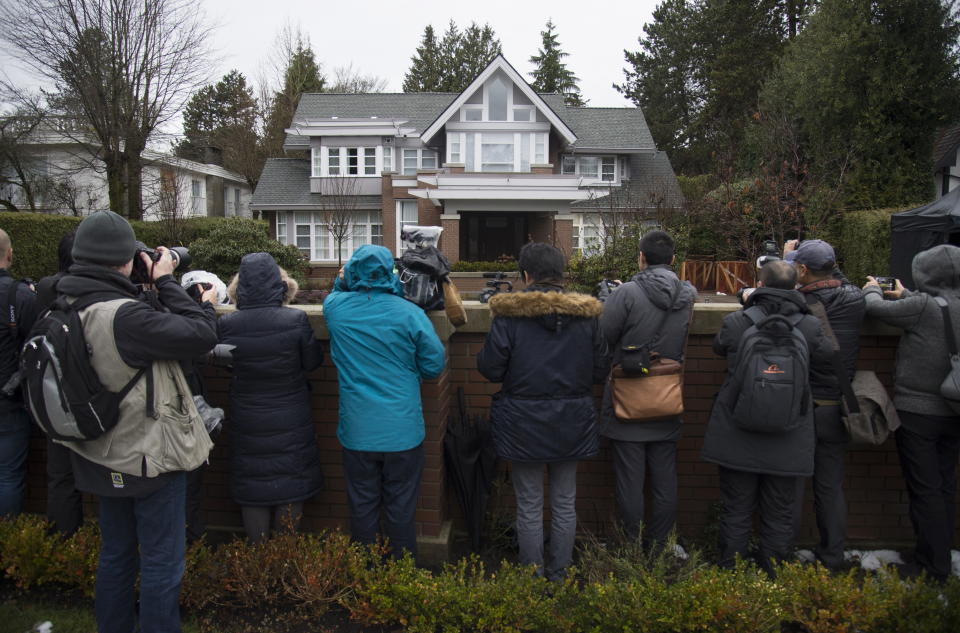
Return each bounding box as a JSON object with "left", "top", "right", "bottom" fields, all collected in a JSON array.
[{"left": 1, "top": 514, "right": 959, "bottom": 633}]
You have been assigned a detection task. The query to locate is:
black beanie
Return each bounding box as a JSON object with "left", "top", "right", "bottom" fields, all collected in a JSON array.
[
  {"left": 518, "top": 242, "right": 565, "bottom": 282},
  {"left": 72, "top": 211, "right": 137, "bottom": 265}
]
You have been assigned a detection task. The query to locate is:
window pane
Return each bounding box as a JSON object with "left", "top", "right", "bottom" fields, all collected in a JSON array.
[
  {"left": 481, "top": 133, "right": 514, "bottom": 171},
  {"left": 464, "top": 108, "right": 482, "bottom": 121},
  {"left": 535, "top": 134, "right": 546, "bottom": 164},
  {"left": 513, "top": 108, "right": 531, "bottom": 122},
  {"left": 521, "top": 134, "right": 530, "bottom": 172},
  {"left": 347, "top": 148, "right": 359, "bottom": 175},
  {"left": 364, "top": 148, "right": 376, "bottom": 175},
  {"left": 328, "top": 149, "right": 341, "bottom": 175},
  {"left": 402, "top": 149, "right": 418, "bottom": 175},
  {"left": 561, "top": 156, "right": 576, "bottom": 174},
  {"left": 488, "top": 76, "right": 508, "bottom": 121},
  {"left": 312, "top": 149, "right": 322, "bottom": 177},
  {"left": 383, "top": 146, "right": 392, "bottom": 172},
  {"left": 399, "top": 200, "right": 418, "bottom": 223},
  {"left": 581, "top": 156, "right": 600, "bottom": 178},
  {"left": 465, "top": 133, "right": 476, "bottom": 171},
  {"left": 602, "top": 157, "right": 616, "bottom": 181},
  {"left": 422, "top": 151, "right": 437, "bottom": 169}
]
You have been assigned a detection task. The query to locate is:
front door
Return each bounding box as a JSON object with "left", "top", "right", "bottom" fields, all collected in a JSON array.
[{"left": 461, "top": 212, "right": 529, "bottom": 261}]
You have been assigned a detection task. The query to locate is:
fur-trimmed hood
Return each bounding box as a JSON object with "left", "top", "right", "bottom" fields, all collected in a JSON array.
[{"left": 489, "top": 290, "right": 602, "bottom": 332}]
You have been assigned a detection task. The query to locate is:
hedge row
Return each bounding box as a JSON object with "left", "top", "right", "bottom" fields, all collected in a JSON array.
[
  {"left": 2, "top": 514, "right": 958, "bottom": 633},
  {"left": 834, "top": 206, "right": 914, "bottom": 286},
  {"left": 0, "top": 212, "right": 299, "bottom": 283}
]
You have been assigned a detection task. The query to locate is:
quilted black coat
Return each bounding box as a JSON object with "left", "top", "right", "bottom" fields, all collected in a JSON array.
[{"left": 218, "top": 253, "right": 324, "bottom": 506}]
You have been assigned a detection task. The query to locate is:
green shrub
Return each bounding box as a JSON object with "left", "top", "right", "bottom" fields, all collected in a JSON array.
[
  {"left": 188, "top": 218, "right": 307, "bottom": 284},
  {"left": 0, "top": 514, "right": 99, "bottom": 597},
  {"left": 776, "top": 562, "right": 887, "bottom": 633},
  {"left": 836, "top": 206, "right": 911, "bottom": 286},
  {"left": 450, "top": 260, "right": 520, "bottom": 272}
]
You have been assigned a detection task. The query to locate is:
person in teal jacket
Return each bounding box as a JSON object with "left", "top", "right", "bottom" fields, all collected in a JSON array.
[{"left": 323, "top": 244, "right": 445, "bottom": 558}]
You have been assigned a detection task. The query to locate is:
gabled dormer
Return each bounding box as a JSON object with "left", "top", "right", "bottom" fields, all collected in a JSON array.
[{"left": 420, "top": 56, "right": 577, "bottom": 173}]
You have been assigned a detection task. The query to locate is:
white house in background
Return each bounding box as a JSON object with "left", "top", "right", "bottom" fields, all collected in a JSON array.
[
  {"left": 251, "top": 54, "right": 684, "bottom": 266},
  {"left": 0, "top": 116, "right": 253, "bottom": 219}
]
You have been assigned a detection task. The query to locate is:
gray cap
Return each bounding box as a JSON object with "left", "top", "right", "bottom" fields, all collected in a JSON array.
[
  {"left": 72, "top": 211, "right": 137, "bottom": 265},
  {"left": 792, "top": 239, "right": 836, "bottom": 271}
]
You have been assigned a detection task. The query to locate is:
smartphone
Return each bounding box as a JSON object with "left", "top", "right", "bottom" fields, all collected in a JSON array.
[{"left": 874, "top": 276, "right": 896, "bottom": 291}]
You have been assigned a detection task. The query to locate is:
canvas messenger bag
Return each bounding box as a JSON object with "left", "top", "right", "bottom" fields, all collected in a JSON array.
[{"left": 610, "top": 282, "right": 684, "bottom": 421}]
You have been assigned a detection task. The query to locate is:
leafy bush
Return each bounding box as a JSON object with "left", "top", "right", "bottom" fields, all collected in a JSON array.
[
  {"left": 776, "top": 562, "right": 887, "bottom": 633},
  {"left": 450, "top": 260, "right": 520, "bottom": 272},
  {"left": 188, "top": 218, "right": 307, "bottom": 284},
  {"left": 0, "top": 514, "right": 99, "bottom": 596},
  {"left": 836, "top": 206, "right": 910, "bottom": 285}
]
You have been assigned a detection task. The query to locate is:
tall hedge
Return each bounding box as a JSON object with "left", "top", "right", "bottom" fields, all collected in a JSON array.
[
  {"left": 836, "top": 206, "right": 911, "bottom": 286},
  {"left": 0, "top": 212, "right": 271, "bottom": 281}
]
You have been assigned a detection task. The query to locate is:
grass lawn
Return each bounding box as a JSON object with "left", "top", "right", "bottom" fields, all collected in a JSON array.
[{"left": 0, "top": 595, "right": 203, "bottom": 633}]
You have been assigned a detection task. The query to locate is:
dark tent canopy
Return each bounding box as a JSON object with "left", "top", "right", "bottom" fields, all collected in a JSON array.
[{"left": 891, "top": 186, "right": 960, "bottom": 288}]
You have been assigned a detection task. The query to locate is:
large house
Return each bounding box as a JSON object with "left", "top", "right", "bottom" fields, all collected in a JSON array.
[
  {"left": 1, "top": 117, "right": 252, "bottom": 219},
  {"left": 250, "top": 55, "right": 683, "bottom": 266}
]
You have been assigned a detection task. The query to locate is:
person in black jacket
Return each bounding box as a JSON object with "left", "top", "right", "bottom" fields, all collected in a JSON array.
[
  {"left": 218, "top": 252, "right": 324, "bottom": 543},
  {"left": 0, "top": 228, "right": 39, "bottom": 517},
  {"left": 702, "top": 260, "right": 832, "bottom": 575},
  {"left": 35, "top": 231, "right": 86, "bottom": 535},
  {"left": 599, "top": 230, "right": 697, "bottom": 547},
  {"left": 785, "top": 239, "right": 865, "bottom": 571},
  {"left": 477, "top": 243, "right": 609, "bottom": 580}
]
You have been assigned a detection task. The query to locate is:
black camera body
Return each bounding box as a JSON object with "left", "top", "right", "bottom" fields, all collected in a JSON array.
[
  {"left": 479, "top": 272, "right": 513, "bottom": 304},
  {"left": 597, "top": 279, "right": 622, "bottom": 303},
  {"left": 874, "top": 276, "right": 896, "bottom": 291},
  {"left": 130, "top": 241, "right": 191, "bottom": 285},
  {"left": 755, "top": 239, "right": 781, "bottom": 268}
]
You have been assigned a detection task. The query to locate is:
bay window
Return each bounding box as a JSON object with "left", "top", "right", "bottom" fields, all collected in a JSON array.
[
  {"left": 276, "top": 210, "right": 383, "bottom": 261},
  {"left": 317, "top": 146, "right": 385, "bottom": 177},
  {"left": 451, "top": 131, "right": 550, "bottom": 173},
  {"left": 561, "top": 155, "right": 619, "bottom": 182},
  {"left": 400, "top": 148, "right": 439, "bottom": 175}
]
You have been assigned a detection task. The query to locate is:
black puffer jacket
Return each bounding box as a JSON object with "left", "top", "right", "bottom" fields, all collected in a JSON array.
[
  {"left": 218, "top": 253, "right": 324, "bottom": 506},
  {"left": 798, "top": 280, "right": 865, "bottom": 400},
  {"left": 0, "top": 270, "right": 39, "bottom": 412},
  {"left": 701, "top": 288, "right": 832, "bottom": 477},
  {"left": 476, "top": 285, "right": 610, "bottom": 463}
]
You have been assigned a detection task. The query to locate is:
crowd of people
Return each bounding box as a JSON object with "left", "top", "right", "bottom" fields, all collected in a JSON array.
[{"left": 0, "top": 210, "right": 957, "bottom": 633}]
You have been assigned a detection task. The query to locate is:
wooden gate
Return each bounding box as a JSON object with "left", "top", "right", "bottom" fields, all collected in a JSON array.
[{"left": 680, "top": 260, "right": 755, "bottom": 295}]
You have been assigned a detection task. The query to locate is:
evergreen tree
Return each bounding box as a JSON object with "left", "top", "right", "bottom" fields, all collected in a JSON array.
[
  {"left": 403, "top": 21, "right": 502, "bottom": 93},
  {"left": 262, "top": 36, "right": 325, "bottom": 158},
  {"left": 402, "top": 25, "right": 443, "bottom": 91},
  {"left": 529, "top": 20, "right": 585, "bottom": 106}
]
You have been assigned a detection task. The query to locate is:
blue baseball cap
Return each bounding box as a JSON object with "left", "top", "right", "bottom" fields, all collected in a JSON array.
[{"left": 792, "top": 239, "right": 836, "bottom": 271}]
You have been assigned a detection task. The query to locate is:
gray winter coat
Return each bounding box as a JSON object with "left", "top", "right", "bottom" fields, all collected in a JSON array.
[
  {"left": 701, "top": 288, "right": 833, "bottom": 477},
  {"left": 599, "top": 265, "right": 697, "bottom": 442},
  {"left": 863, "top": 244, "right": 960, "bottom": 418}
]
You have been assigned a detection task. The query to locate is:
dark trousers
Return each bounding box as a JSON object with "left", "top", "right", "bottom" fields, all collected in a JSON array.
[
  {"left": 896, "top": 411, "right": 960, "bottom": 581},
  {"left": 792, "top": 404, "right": 848, "bottom": 569},
  {"left": 46, "top": 438, "right": 84, "bottom": 535},
  {"left": 343, "top": 443, "right": 424, "bottom": 558},
  {"left": 610, "top": 439, "right": 677, "bottom": 545},
  {"left": 719, "top": 466, "right": 796, "bottom": 576},
  {"left": 240, "top": 502, "right": 304, "bottom": 544}
]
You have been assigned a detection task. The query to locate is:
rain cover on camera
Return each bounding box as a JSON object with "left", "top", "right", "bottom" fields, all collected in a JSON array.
[
  {"left": 401, "top": 225, "right": 443, "bottom": 250},
  {"left": 181, "top": 270, "right": 229, "bottom": 305}
]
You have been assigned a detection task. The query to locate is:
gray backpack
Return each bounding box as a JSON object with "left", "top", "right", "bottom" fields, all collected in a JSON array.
[
  {"left": 728, "top": 307, "right": 811, "bottom": 433},
  {"left": 934, "top": 296, "right": 960, "bottom": 414}
]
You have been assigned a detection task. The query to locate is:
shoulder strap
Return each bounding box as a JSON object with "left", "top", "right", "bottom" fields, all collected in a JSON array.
[
  {"left": 935, "top": 296, "right": 959, "bottom": 358},
  {"left": 742, "top": 305, "right": 766, "bottom": 326},
  {"left": 6, "top": 278, "right": 19, "bottom": 330},
  {"left": 631, "top": 278, "right": 681, "bottom": 352}
]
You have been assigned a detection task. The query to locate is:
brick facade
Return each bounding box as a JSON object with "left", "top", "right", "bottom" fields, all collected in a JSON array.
[{"left": 20, "top": 305, "right": 942, "bottom": 561}]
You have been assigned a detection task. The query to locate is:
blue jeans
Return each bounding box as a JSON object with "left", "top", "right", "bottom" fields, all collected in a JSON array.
[
  {"left": 0, "top": 407, "right": 31, "bottom": 516},
  {"left": 96, "top": 473, "right": 186, "bottom": 633},
  {"left": 343, "top": 444, "right": 424, "bottom": 558}
]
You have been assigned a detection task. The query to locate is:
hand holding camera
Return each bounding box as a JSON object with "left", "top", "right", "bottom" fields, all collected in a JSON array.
[{"left": 865, "top": 275, "right": 904, "bottom": 299}]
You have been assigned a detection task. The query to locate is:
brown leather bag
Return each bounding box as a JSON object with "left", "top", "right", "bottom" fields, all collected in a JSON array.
[
  {"left": 442, "top": 278, "right": 467, "bottom": 327},
  {"left": 611, "top": 353, "right": 684, "bottom": 421}
]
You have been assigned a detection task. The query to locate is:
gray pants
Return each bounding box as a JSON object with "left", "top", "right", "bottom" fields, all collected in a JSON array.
[
  {"left": 719, "top": 466, "right": 796, "bottom": 576},
  {"left": 240, "top": 503, "right": 304, "bottom": 544},
  {"left": 610, "top": 439, "right": 677, "bottom": 545},
  {"left": 793, "top": 404, "right": 848, "bottom": 569},
  {"left": 510, "top": 460, "right": 578, "bottom": 581}
]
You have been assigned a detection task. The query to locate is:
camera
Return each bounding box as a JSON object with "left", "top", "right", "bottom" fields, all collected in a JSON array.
[
  {"left": 736, "top": 287, "right": 757, "bottom": 305},
  {"left": 597, "top": 279, "right": 622, "bottom": 303},
  {"left": 874, "top": 276, "right": 897, "bottom": 291},
  {"left": 755, "top": 240, "right": 781, "bottom": 268},
  {"left": 130, "top": 241, "right": 191, "bottom": 285},
  {"left": 479, "top": 272, "right": 513, "bottom": 304}
]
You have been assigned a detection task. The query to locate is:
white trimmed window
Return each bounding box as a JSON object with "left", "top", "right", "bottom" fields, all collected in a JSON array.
[
  {"left": 459, "top": 74, "right": 537, "bottom": 123},
  {"left": 276, "top": 210, "right": 383, "bottom": 262},
  {"left": 400, "top": 148, "right": 439, "bottom": 175},
  {"left": 561, "top": 155, "right": 618, "bottom": 182},
  {"left": 318, "top": 146, "right": 385, "bottom": 177},
  {"left": 454, "top": 132, "right": 549, "bottom": 173},
  {"left": 396, "top": 200, "right": 419, "bottom": 252},
  {"left": 191, "top": 179, "right": 204, "bottom": 215},
  {"left": 572, "top": 213, "right": 604, "bottom": 255},
  {"left": 383, "top": 146, "right": 393, "bottom": 173}
]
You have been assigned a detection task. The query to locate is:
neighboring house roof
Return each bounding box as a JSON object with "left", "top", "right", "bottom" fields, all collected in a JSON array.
[
  {"left": 251, "top": 158, "right": 381, "bottom": 209},
  {"left": 934, "top": 124, "right": 960, "bottom": 170},
  {"left": 572, "top": 152, "right": 685, "bottom": 210},
  {"left": 145, "top": 151, "right": 249, "bottom": 186}
]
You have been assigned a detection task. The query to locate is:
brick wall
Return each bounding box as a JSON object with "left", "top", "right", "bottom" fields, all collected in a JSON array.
[{"left": 19, "top": 306, "right": 950, "bottom": 554}]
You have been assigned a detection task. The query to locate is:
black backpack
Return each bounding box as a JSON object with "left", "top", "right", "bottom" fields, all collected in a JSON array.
[
  {"left": 20, "top": 294, "right": 145, "bottom": 442},
  {"left": 727, "top": 306, "right": 811, "bottom": 433}
]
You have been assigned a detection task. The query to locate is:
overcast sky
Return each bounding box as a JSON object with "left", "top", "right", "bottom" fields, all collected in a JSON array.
[{"left": 1, "top": 0, "right": 661, "bottom": 137}]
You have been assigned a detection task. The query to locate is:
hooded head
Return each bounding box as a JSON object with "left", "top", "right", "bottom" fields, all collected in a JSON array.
[
  {"left": 912, "top": 244, "right": 960, "bottom": 295},
  {"left": 228, "top": 252, "right": 298, "bottom": 308},
  {"left": 341, "top": 244, "right": 404, "bottom": 296}
]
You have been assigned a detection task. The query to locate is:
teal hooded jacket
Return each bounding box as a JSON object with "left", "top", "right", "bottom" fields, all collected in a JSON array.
[{"left": 323, "top": 245, "right": 446, "bottom": 451}]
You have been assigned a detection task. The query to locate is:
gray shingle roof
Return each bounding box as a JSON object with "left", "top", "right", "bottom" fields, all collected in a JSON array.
[
  {"left": 251, "top": 158, "right": 380, "bottom": 209},
  {"left": 572, "top": 152, "right": 684, "bottom": 210},
  {"left": 285, "top": 92, "right": 656, "bottom": 151}
]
